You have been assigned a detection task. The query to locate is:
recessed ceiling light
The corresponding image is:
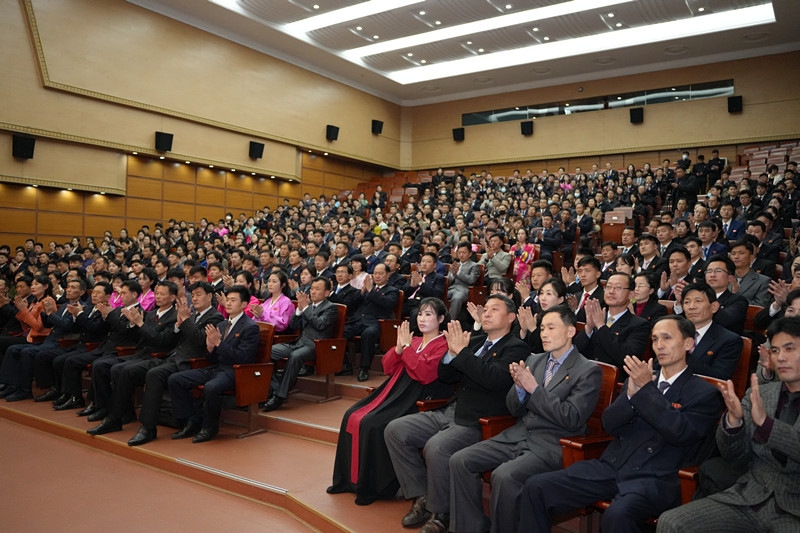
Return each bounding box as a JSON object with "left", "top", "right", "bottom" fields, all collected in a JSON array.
[
  {"left": 473, "top": 76, "right": 494, "bottom": 85},
  {"left": 515, "top": 107, "right": 519, "bottom": 110},
  {"left": 434, "top": 20, "right": 441, "bottom": 25},
  {"left": 420, "top": 59, "right": 427, "bottom": 64},
  {"left": 419, "top": 10, "right": 425, "bottom": 15},
  {"left": 505, "top": 4, "right": 513, "bottom": 9},
  {"left": 698, "top": 7, "right": 705, "bottom": 12},
  {"left": 185, "top": 161, "right": 191, "bottom": 164},
  {"left": 100, "top": 191, "right": 105, "bottom": 195},
  {"left": 671, "top": 87, "right": 676, "bottom": 90},
  {"left": 324, "top": 152, "right": 329, "bottom": 156},
  {"left": 32, "top": 184, "right": 38, "bottom": 188},
  {"left": 285, "top": 0, "right": 426, "bottom": 33},
  {"left": 615, "top": 22, "right": 622, "bottom": 27},
  {"left": 209, "top": 165, "right": 214, "bottom": 168},
  {"left": 270, "top": 175, "right": 275, "bottom": 179},
  {"left": 532, "top": 27, "right": 539, "bottom": 32},
  {"left": 466, "top": 40, "right": 472, "bottom": 44},
  {"left": 231, "top": 168, "right": 236, "bottom": 172},
  {"left": 67, "top": 188, "right": 72, "bottom": 191},
  {"left": 531, "top": 67, "right": 551, "bottom": 75},
  {"left": 478, "top": 48, "right": 485, "bottom": 53},
  {"left": 543, "top": 36, "right": 550, "bottom": 41},
  {"left": 313, "top": 4, "right": 319, "bottom": 9},
  {"left": 664, "top": 45, "right": 689, "bottom": 55},
  {"left": 407, "top": 52, "right": 413, "bottom": 56},
  {"left": 308, "top": 150, "right": 312, "bottom": 153},
  {"left": 608, "top": 12, "right": 615, "bottom": 17},
  {"left": 617, "top": 96, "right": 622, "bottom": 100},
  {"left": 373, "top": 35, "right": 380, "bottom": 39},
  {"left": 288, "top": 179, "right": 293, "bottom": 182},
  {"left": 251, "top": 172, "right": 256, "bottom": 175},
  {"left": 565, "top": 103, "right": 570, "bottom": 107},
  {"left": 132, "top": 151, "right": 138, "bottom": 155},
  {"left": 159, "top": 156, "right": 165, "bottom": 160},
  {"left": 675, "top": 96, "right": 679, "bottom": 99},
  {"left": 356, "top": 26, "right": 362, "bottom": 31}
]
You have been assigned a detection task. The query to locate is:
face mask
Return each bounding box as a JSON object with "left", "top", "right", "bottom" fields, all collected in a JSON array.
[
  {"left": 682, "top": 154, "right": 688, "bottom": 159},
  {"left": 574, "top": 192, "right": 580, "bottom": 197},
  {"left": 500, "top": 187, "right": 507, "bottom": 193}
]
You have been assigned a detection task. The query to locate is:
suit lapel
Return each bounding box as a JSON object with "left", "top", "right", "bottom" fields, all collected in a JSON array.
[{"left": 545, "top": 349, "right": 578, "bottom": 391}]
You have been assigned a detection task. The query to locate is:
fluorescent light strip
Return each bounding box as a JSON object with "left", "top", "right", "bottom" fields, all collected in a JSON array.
[
  {"left": 207, "top": 0, "right": 248, "bottom": 16},
  {"left": 342, "top": 0, "right": 635, "bottom": 60},
  {"left": 284, "top": 0, "right": 425, "bottom": 34},
  {"left": 386, "top": 3, "right": 776, "bottom": 84}
]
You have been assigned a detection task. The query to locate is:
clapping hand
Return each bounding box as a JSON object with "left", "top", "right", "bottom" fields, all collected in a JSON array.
[
  {"left": 175, "top": 297, "right": 191, "bottom": 324},
  {"left": 624, "top": 355, "right": 654, "bottom": 397},
  {"left": 583, "top": 298, "right": 605, "bottom": 333},
  {"left": 443, "top": 320, "right": 471, "bottom": 355},
  {"left": 395, "top": 321, "right": 413, "bottom": 352},
  {"left": 296, "top": 290, "right": 310, "bottom": 310},
  {"left": 205, "top": 323, "right": 222, "bottom": 351},
  {"left": 249, "top": 302, "right": 264, "bottom": 318},
  {"left": 466, "top": 302, "right": 483, "bottom": 327},
  {"left": 509, "top": 360, "right": 538, "bottom": 393}
]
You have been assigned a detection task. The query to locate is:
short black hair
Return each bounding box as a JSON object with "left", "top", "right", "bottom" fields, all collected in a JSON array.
[
  {"left": 530, "top": 260, "right": 553, "bottom": 275},
  {"left": 541, "top": 304, "right": 577, "bottom": 328},
  {"left": 767, "top": 316, "right": 800, "bottom": 344},
  {"left": 577, "top": 256, "right": 601, "bottom": 272},
  {"left": 680, "top": 282, "right": 717, "bottom": 304},
  {"left": 653, "top": 314, "right": 696, "bottom": 340}
]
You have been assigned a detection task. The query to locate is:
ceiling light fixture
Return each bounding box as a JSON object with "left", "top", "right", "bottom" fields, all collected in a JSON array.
[
  {"left": 132, "top": 151, "right": 138, "bottom": 155},
  {"left": 283, "top": 0, "right": 424, "bottom": 33},
  {"left": 386, "top": 3, "right": 775, "bottom": 84},
  {"left": 434, "top": 20, "right": 441, "bottom": 25}
]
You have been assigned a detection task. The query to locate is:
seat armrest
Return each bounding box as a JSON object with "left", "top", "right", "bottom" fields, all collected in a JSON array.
[
  {"left": 151, "top": 351, "right": 169, "bottom": 358},
  {"left": 379, "top": 319, "right": 401, "bottom": 352},
  {"left": 190, "top": 358, "right": 210, "bottom": 369},
  {"left": 116, "top": 346, "right": 137, "bottom": 356},
  {"left": 679, "top": 466, "right": 699, "bottom": 504},
  {"left": 59, "top": 338, "right": 79, "bottom": 349},
  {"left": 560, "top": 434, "right": 613, "bottom": 466},
  {"left": 416, "top": 398, "right": 450, "bottom": 412},
  {"left": 479, "top": 415, "right": 517, "bottom": 440},
  {"left": 273, "top": 332, "right": 300, "bottom": 345},
  {"left": 314, "top": 337, "right": 347, "bottom": 375},
  {"left": 233, "top": 362, "right": 274, "bottom": 406}
]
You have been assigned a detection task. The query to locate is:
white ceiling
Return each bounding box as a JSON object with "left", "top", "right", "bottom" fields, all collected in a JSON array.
[{"left": 128, "top": 0, "right": 800, "bottom": 105}]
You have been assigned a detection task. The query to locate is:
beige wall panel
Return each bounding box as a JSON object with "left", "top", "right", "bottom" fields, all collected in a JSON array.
[
  {"left": 162, "top": 202, "right": 196, "bottom": 223},
  {"left": 304, "top": 154, "right": 326, "bottom": 170},
  {"left": 163, "top": 162, "right": 196, "bottom": 183},
  {"left": 253, "top": 179, "right": 279, "bottom": 196},
  {"left": 127, "top": 176, "right": 163, "bottom": 200},
  {"left": 226, "top": 174, "right": 254, "bottom": 192},
  {"left": 225, "top": 191, "right": 254, "bottom": 211},
  {"left": 196, "top": 169, "right": 226, "bottom": 189},
  {"left": 20, "top": 0, "right": 401, "bottom": 168},
  {"left": 163, "top": 182, "right": 196, "bottom": 204},
  {"left": 84, "top": 216, "right": 120, "bottom": 238},
  {"left": 196, "top": 186, "right": 224, "bottom": 206},
  {"left": 303, "top": 168, "right": 325, "bottom": 186},
  {"left": 37, "top": 189, "right": 83, "bottom": 214},
  {"left": 38, "top": 212, "right": 82, "bottom": 236},
  {"left": 126, "top": 198, "right": 162, "bottom": 221},
  {"left": 324, "top": 174, "right": 347, "bottom": 190},
  {"left": 85, "top": 194, "right": 124, "bottom": 217},
  {"left": 278, "top": 182, "right": 301, "bottom": 200},
  {"left": 325, "top": 160, "right": 347, "bottom": 176},
  {"left": 0, "top": 209, "right": 36, "bottom": 234},
  {"left": 0, "top": 183, "right": 38, "bottom": 209},
  {"left": 128, "top": 157, "right": 164, "bottom": 180}
]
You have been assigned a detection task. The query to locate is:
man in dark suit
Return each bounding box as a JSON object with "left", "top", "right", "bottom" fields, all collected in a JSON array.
[
  {"left": 400, "top": 231, "right": 422, "bottom": 265},
  {"left": 123, "top": 282, "right": 224, "bottom": 446},
  {"left": 569, "top": 256, "right": 605, "bottom": 323},
  {"left": 658, "top": 248, "right": 693, "bottom": 301},
  {"left": 167, "top": 285, "right": 260, "bottom": 443},
  {"left": 619, "top": 226, "right": 639, "bottom": 258},
  {"left": 672, "top": 282, "right": 744, "bottom": 380},
  {"left": 54, "top": 280, "right": 143, "bottom": 411},
  {"left": 263, "top": 277, "right": 338, "bottom": 411},
  {"left": 341, "top": 263, "right": 400, "bottom": 382},
  {"left": 534, "top": 212, "right": 562, "bottom": 263},
  {"left": 401, "top": 252, "right": 446, "bottom": 319},
  {"left": 384, "top": 253, "right": 408, "bottom": 290},
  {"left": 385, "top": 295, "right": 530, "bottom": 533},
  {"left": 683, "top": 237, "right": 707, "bottom": 284},
  {"left": 690, "top": 256, "right": 750, "bottom": 334},
  {"left": 447, "top": 242, "right": 480, "bottom": 322},
  {"left": 720, "top": 202, "right": 745, "bottom": 241},
  {"left": 574, "top": 273, "right": 650, "bottom": 376},
  {"left": 518, "top": 315, "right": 723, "bottom": 532},
  {"left": 86, "top": 281, "right": 180, "bottom": 434},
  {"left": 449, "top": 306, "right": 602, "bottom": 533},
  {"left": 659, "top": 316, "right": 800, "bottom": 531},
  {"left": 637, "top": 233, "right": 666, "bottom": 276},
  {"left": 656, "top": 221, "right": 682, "bottom": 260},
  {"left": 738, "top": 190, "right": 759, "bottom": 221},
  {"left": 675, "top": 166, "right": 700, "bottom": 209}
]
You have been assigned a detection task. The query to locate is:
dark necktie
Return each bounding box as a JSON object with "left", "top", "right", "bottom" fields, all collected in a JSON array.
[
  {"left": 476, "top": 339, "right": 493, "bottom": 358},
  {"left": 658, "top": 381, "right": 670, "bottom": 394},
  {"left": 221, "top": 319, "right": 232, "bottom": 341},
  {"left": 774, "top": 391, "right": 800, "bottom": 465},
  {"left": 544, "top": 359, "right": 557, "bottom": 386}
]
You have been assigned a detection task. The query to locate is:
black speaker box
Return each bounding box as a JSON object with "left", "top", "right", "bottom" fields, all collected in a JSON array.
[
  {"left": 521, "top": 121, "right": 534, "bottom": 136},
  {"left": 12, "top": 135, "right": 35, "bottom": 159},
  {"left": 728, "top": 96, "right": 743, "bottom": 113},
  {"left": 629, "top": 108, "right": 644, "bottom": 124},
  {"left": 249, "top": 141, "right": 264, "bottom": 159},
  {"left": 326, "top": 125, "right": 340, "bottom": 141},
  {"left": 452, "top": 127, "right": 465, "bottom": 142},
  {"left": 155, "top": 131, "right": 173, "bottom": 152},
  {"left": 371, "top": 120, "right": 384, "bottom": 135}
]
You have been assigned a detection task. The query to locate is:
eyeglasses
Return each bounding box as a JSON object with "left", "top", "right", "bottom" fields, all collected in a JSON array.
[
  {"left": 705, "top": 268, "right": 728, "bottom": 275},
  {"left": 605, "top": 285, "right": 630, "bottom": 292}
]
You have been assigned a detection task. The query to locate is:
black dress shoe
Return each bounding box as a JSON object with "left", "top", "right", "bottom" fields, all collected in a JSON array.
[
  {"left": 53, "top": 393, "right": 69, "bottom": 407},
  {"left": 87, "top": 417, "right": 123, "bottom": 436},
  {"left": 35, "top": 388, "right": 60, "bottom": 402},
  {"left": 262, "top": 395, "right": 284, "bottom": 412},
  {"left": 192, "top": 427, "right": 219, "bottom": 443},
  {"left": 357, "top": 368, "right": 370, "bottom": 382},
  {"left": 171, "top": 420, "right": 201, "bottom": 440},
  {"left": 53, "top": 395, "right": 85, "bottom": 411},
  {"left": 5, "top": 389, "right": 32, "bottom": 402},
  {"left": 76, "top": 403, "right": 97, "bottom": 417},
  {"left": 335, "top": 366, "right": 353, "bottom": 377},
  {"left": 420, "top": 513, "right": 449, "bottom": 533},
  {"left": 401, "top": 495, "right": 431, "bottom": 528},
  {"left": 86, "top": 408, "right": 108, "bottom": 422},
  {"left": 128, "top": 426, "right": 157, "bottom": 447},
  {"left": 0, "top": 386, "right": 17, "bottom": 399},
  {"left": 298, "top": 364, "right": 314, "bottom": 377}
]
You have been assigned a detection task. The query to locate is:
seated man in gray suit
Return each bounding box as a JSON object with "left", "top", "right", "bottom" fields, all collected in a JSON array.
[
  {"left": 658, "top": 316, "right": 800, "bottom": 532},
  {"left": 449, "top": 305, "right": 602, "bottom": 533},
  {"left": 447, "top": 242, "right": 480, "bottom": 323},
  {"left": 479, "top": 233, "right": 511, "bottom": 283},
  {"left": 729, "top": 239, "right": 771, "bottom": 307},
  {"left": 263, "top": 276, "right": 337, "bottom": 411}
]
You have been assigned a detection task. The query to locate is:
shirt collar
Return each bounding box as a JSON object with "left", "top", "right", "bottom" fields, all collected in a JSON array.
[
  {"left": 658, "top": 366, "right": 688, "bottom": 390},
  {"left": 228, "top": 312, "right": 244, "bottom": 328}
]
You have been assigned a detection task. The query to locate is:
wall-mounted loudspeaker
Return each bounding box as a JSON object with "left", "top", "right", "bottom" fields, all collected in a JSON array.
[
  {"left": 371, "top": 120, "right": 384, "bottom": 135},
  {"left": 326, "top": 125, "right": 340, "bottom": 141},
  {"left": 249, "top": 141, "right": 264, "bottom": 159},
  {"left": 155, "top": 131, "right": 173, "bottom": 152},
  {"left": 12, "top": 135, "right": 35, "bottom": 159},
  {"left": 629, "top": 108, "right": 644, "bottom": 124},
  {"left": 728, "top": 96, "right": 743, "bottom": 113},
  {"left": 521, "top": 121, "right": 534, "bottom": 136},
  {"left": 452, "top": 127, "right": 465, "bottom": 142}
]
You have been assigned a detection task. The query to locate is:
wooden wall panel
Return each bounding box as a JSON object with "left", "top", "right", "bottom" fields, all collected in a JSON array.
[
  {"left": 163, "top": 182, "right": 196, "bottom": 203},
  {"left": 128, "top": 158, "right": 163, "bottom": 179},
  {"left": 38, "top": 189, "right": 84, "bottom": 213},
  {"left": 162, "top": 202, "right": 196, "bottom": 223},
  {"left": 195, "top": 186, "right": 223, "bottom": 206},
  {"left": 127, "top": 176, "right": 163, "bottom": 200},
  {"left": 226, "top": 173, "right": 254, "bottom": 191},
  {"left": 253, "top": 178, "right": 279, "bottom": 196},
  {"left": 303, "top": 168, "right": 325, "bottom": 185},
  {"left": 163, "top": 163, "right": 196, "bottom": 183},
  {"left": 84, "top": 215, "right": 119, "bottom": 238},
  {"left": 196, "top": 169, "right": 227, "bottom": 188},
  {"left": 85, "top": 194, "right": 124, "bottom": 217},
  {"left": 0, "top": 209, "right": 36, "bottom": 234},
  {"left": 126, "top": 198, "right": 162, "bottom": 220},
  {"left": 0, "top": 183, "right": 37, "bottom": 209},
  {"left": 224, "top": 191, "right": 254, "bottom": 211},
  {"left": 38, "top": 212, "right": 82, "bottom": 236}
]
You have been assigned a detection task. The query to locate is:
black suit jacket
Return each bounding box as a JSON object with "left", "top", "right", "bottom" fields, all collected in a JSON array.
[
  {"left": 573, "top": 310, "right": 650, "bottom": 375},
  {"left": 687, "top": 260, "right": 707, "bottom": 284},
  {"left": 574, "top": 286, "right": 605, "bottom": 323},
  {"left": 92, "top": 306, "right": 142, "bottom": 355},
  {"left": 636, "top": 297, "right": 669, "bottom": 323},
  {"left": 714, "top": 290, "right": 749, "bottom": 335},
  {"left": 328, "top": 284, "right": 362, "bottom": 314},
  {"left": 387, "top": 271, "right": 407, "bottom": 290},
  {"left": 348, "top": 284, "right": 400, "bottom": 327},
  {"left": 683, "top": 322, "right": 743, "bottom": 380},
  {"left": 289, "top": 299, "right": 339, "bottom": 348},
  {"left": 402, "top": 272, "right": 446, "bottom": 304},
  {"left": 73, "top": 305, "right": 110, "bottom": 343},
  {"left": 751, "top": 257, "right": 776, "bottom": 280},
  {"left": 171, "top": 307, "right": 225, "bottom": 366},
  {"left": 206, "top": 314, "right": 260, "bottom": 377},
  {"left": 438, "top": 332, "right": 530, "bottom": 426},
  {"left": 129, "top": 306, "right": 179, "bottom": 358}
]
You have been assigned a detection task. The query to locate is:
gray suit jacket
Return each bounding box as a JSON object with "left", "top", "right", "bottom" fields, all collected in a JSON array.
[
  {"left": 711, "top": 381, "right": 800, "bottom": 518},
  {"left": 479, "top": 249, "right": 512, "bottom": 280},
  {"left": 288, "top": 299, "right": 339, "bottom": 348},
  {"left": 447, "top": 260, "right": 480, "bottom": 297},
  {"left": 732, "top": 270, "right": 771, "bottom": 307},
  {"left": 496, "top": 348, "right": 603, "bottom": 469}
]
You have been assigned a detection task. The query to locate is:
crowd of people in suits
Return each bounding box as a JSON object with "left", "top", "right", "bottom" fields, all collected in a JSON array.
[{"left": 0, "top": 150, "right": 798, "bottom": 531}]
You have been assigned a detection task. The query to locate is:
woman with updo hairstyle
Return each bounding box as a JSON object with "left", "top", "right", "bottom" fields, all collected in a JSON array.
[{"left": 327, "top": 297, "right": 450, "bottom": 505}]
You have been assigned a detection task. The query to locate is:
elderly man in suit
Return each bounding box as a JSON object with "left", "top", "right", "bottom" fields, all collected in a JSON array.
[
  {"left": 574, "top": 273, "right": 650, "bottom": 376},
  {"left": 449, "top": 306, "right": 602, "bottom": 533},
  {"left": 384, "top": 295, "right": 530, "bottom": 533},
  {"left": 123, "top": 281, "right": 224, "bottom": 446},
  {"left": 658, "top": 316, "right": 800, "bottom": 532},
  {"left": 517, "top": 315, "right": 724, "bottom": 532},
  {"left": 479, "top": 233, "right": 512, "bottom": 283},
  {"left": 168, "top": 285, "right": 260, "bottom": 443},
  {"left": 447, "top": 242, "right": 480, "bottom": 323},
  {"left": 263, "top": 277, "right": 337, "bottom": 411}
]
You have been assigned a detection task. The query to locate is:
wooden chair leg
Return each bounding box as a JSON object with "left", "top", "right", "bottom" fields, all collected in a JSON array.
[
  {"left": 317, "top": 373, "right": 340, "bottom": 403},
  {"left": 236, "top": 403, "right": 267, "bottom": 439}
]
